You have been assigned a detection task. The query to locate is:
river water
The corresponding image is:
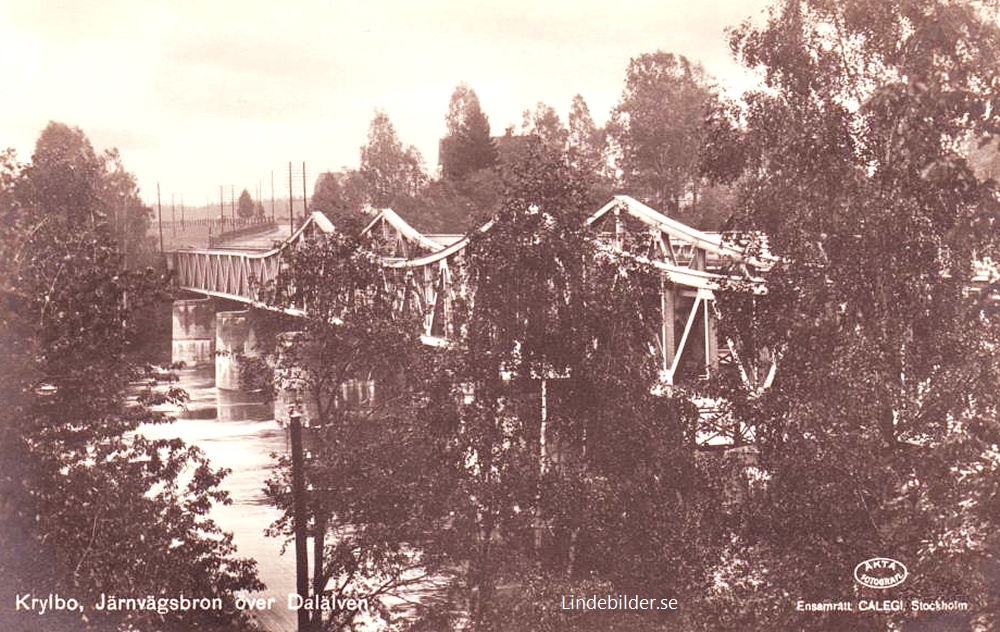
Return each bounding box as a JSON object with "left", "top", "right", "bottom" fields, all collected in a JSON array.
[{"left": 138, "top": 366, "right": 297, "bottom": 632}]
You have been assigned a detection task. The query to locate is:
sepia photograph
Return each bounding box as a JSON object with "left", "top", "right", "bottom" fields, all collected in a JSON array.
[{"left": 2, "top": 0, "right": 999, "bottom": 630}]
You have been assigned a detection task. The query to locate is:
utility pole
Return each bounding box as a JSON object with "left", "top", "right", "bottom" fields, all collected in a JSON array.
[
  {"left": 301, "top": 161, "right": 307, "bottom": 217},
  {"left": 288, "top": 406, "right": 309, "bottom": 631},
  {"left": 181, "top": 196, "right": 185, "bottom": 229},
  {"left": 288, "top": 161, "right": 294, "bottom": 233},
  {"left": 271, "top": 170, "right": 276, "bottom": 222},
  {"left": 171, "top": 193, "right": 176, "bottom": 236},
  {"left": 157, "top": 183, "right": 164, "bottom": 254},
  {"left": 219, "top": 185, "right": 224, "bottom": 222},
  {"left": 230, "top": 184, "right": 235, "bottom": 224}
]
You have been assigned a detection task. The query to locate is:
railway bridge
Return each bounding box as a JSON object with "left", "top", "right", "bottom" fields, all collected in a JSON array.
[{"left": 166, "top": 195, "right": 771, "bottom": 446}]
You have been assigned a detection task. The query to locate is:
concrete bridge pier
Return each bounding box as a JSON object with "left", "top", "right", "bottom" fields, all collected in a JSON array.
[
  {"left": 215, "top": 310, "right": 258, "bottom": 391},
  {"left": 172, "top": 298, "right": 216, "bottom": 367}
]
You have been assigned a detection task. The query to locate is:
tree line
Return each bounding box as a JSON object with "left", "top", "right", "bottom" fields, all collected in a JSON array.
[
  {"left": 0, "top": 123, "right": 263, "bottom": 631},
  {"left": 311, "top": 52, "right": 732, "bottom": 235}
]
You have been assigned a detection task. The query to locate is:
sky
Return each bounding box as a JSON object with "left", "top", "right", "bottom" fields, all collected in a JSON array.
[{"left": 0, "top": 0, "right": 773, "bottom": 208}]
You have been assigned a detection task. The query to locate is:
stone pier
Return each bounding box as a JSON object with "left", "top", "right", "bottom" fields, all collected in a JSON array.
[
  {"left": 215, "top": 310, "right": 257, "bottom": 391},
  {"left": 172, "top": 298, "right": 216, "bottom": 367}
]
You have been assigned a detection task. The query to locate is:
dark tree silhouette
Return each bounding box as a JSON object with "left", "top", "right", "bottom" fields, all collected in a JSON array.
[{"left": 440, "top": 83, "right": 497, "bottom": 181}]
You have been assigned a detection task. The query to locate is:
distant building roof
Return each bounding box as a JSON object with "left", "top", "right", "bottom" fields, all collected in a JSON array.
[{"left": 492, "top": 133, "right": 537, "bottom": 165}]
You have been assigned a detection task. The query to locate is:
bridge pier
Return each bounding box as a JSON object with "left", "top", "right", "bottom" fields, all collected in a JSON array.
[
  {"left": 215, "top": 310, "right": 258, "bottom": 391},
  {"left": 172, "top": 298, "right": 216, "bottom": 367}
]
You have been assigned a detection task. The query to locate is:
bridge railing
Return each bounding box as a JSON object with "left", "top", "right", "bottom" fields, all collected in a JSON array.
[
  {"left": 208, "top": 219, "right": 279, "bottom": 247},
  {"left": 170, "top": 249, "right": 282, "bottom": 304},
  {"left": 169, "top": 211, "right": 336, "bottom": 305}
]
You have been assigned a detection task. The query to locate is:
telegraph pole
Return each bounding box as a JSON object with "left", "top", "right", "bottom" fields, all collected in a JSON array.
[
  {"left": 288, "top": 406, "right": 309, "bottom": 631},
  {"left": 301, "top": 161, "right": 307, "bottom": 216},
  {"left": 157, "top": 183, "right": 164, "bottom": 254},
  {"left": 171, "top": 193, "right": 176, "bottom": 236},
  {"left": 271, "top": 170, "right": 276, "bottom": 221},
  {"left": 288, "top": 161, "right": 294, "bottom": 232}
]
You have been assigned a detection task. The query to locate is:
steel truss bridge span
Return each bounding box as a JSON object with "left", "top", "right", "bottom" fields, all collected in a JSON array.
[{"left": 168, "top": 195, "right": 769, "bottom": 392}]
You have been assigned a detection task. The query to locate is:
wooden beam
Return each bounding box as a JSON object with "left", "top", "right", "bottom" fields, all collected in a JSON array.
[
  {"left": 661, "top": 278, "right": 676, "bottom": 373},
  {"left": 704, "top": 298, "right": 719, "bottom": 374},
  {"left": 669, "top": 294, "right": 702, "bottom": 382}
]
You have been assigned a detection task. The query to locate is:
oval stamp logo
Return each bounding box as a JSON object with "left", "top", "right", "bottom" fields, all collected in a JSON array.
[{"left": 854, "top": 558, "right": 907, "bottom": 589}]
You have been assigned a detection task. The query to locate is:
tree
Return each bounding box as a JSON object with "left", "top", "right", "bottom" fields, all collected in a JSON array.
[
  {"left": 703, "top": 1, "right": 1000, "bottom": 628},
  {"left": 19, "top": 122, "right": 104, "bottom": 224},
  {"left": 516, "top": 98, "right": 616, "bottom": 209},
  {"left": 237, "top": 188, "right": 254, "bottom": 219},
  {"left": 311, "top": 172, "right": 342, "bottom": 216},
  {"left": 521, "top": 102, "right": 568, "bottom": 153},
  {"left": 251, "top": 142, "right": 732, "bottom": 630},
  {"left": 311, "top": 171, "right": 367, "bottom": 232},
  {"left": 609, "top": 52, "right": 716, "bottom": 221},
  {"left": 248, "top": 228, "right": 447, "bottom": 631},
  {"left": 567, "top": 94, "right": 613, "bottom": 205},
  {"left": 440, "top": 83, "right": 498, "bottom": 180},
  {"left": 400, "top": 170, "right": 503, "bottom": 233},
  {"left": 98, "top": 147, "right": 157, "bottom": 268},
  {"left": 359, "top": 110, "right": 427, "bottom": 208},
  {"left": 0, "top": 123, "right": 262, "bottom": 631},
  {"left": 438, "top": 145, "right": 728, "bottom": 629},
  {"left": 10, "top": 123, "right": 156, "bottom": 266}
]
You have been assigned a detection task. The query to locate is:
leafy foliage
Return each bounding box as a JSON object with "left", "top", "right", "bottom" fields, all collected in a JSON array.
[
  {"left": 14, "top": 123, "right": 157, "bottom": 268},
  {"left": 567, "top": 94, "right": 612, "bottom": 204},
  {"left": 311, "top": 170, "right": 368, "bottom": 232},
  {"left": 252, "top": 228, "right": 447, "bottom": 631},
  {"left": 521, "top": 103, "right": 569, "bottom": 154},
  {"left": 400, "top": 170, "right": 503, "bottom": 232},
  {"left": 609, "top": 52, "right": 724, "bottom": 227},
  {"left": 450, "top": 149, "right": 730, "bottom": 629},
  {"left": 702, "top": 0, "right": 1000, "bottom": 628},
  {"left": 258, "top": 141, "right": 732, "bottom": 630},
  {"left": 441, "top": 83, "right": 498, "bottom": 181},
  {"left": 0, "top": 123, "right": 261, "bottom": 631},
  {"left": 360, "top": 111, "right": 427, "bottom": 209}
]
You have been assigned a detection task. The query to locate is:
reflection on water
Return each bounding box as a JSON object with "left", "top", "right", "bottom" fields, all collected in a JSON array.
[{"left": 138, "top": 366, "right": 296, "bottom": 632}]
